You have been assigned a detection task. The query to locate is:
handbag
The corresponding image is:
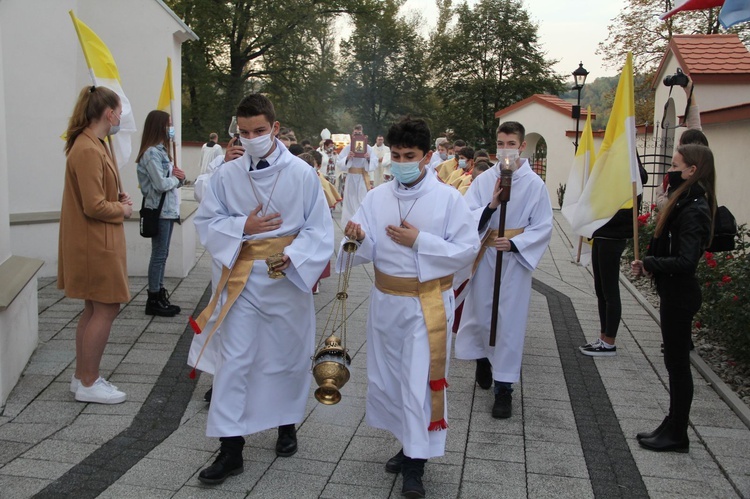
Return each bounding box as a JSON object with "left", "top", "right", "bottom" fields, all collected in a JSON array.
[
  {"left": 139, "top": 192, "right": 166, "bottom": 238},
  {"left": 707, "top": 205, "right": 737, "bottom": 252}
]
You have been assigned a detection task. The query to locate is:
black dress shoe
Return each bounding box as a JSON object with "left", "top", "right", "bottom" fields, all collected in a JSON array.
[
  {"left": 492, "top": 391, "right": 512, "bottom": 419},
  {"left": 198, "top": 450, "right": 244, "bottom": 485},
  {"left": 204, "top": 388, "right": 213, "bottom": 404},
  {"left": 276, "top": 424, "right": 297, "bottom": 457},
  {"left": 475, "top": 358, "right": 492, "bottom": 389},
  {"left": 636, "top": 416, "right": 670, "bottom": 441},
  {"left": 385, "top": 448, "right": 405, "bottom": 473},
  {"left": 401, "top": 457, "right": 426, "bottom": 499},
  {"left": 639, "top": 429, "right": 689, "bottom": 453}
]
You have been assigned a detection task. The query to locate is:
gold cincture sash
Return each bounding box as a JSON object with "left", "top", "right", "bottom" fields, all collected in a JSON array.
[
  {"left": 188, "top": 235, "right": 297, "bottom": 377},
  {"left": 348, "top": 167, "right": 372, "bottom": 191},
  {"left": 472, "top": 227, "right": 525, "bottom": 274},
  {"left": 374, "top": 268, "right": 452, "bottom": 431}
]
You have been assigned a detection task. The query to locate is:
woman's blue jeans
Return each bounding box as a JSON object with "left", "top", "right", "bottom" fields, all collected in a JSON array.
[{"left": 148, "top": 218, "right": 175, "bottom": 293}]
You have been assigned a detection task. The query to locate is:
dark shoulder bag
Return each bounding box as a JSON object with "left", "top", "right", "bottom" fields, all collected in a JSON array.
[
  {"left": 139, "top": 192, "right": 166, "bottom": 238},
  {"left": 707, "top": 206, "right": 737, "bottom": 252}
]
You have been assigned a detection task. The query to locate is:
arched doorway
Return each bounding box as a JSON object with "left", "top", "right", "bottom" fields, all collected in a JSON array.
[{"left": 525, "top": 133, "right": 547, "bottom": 181}]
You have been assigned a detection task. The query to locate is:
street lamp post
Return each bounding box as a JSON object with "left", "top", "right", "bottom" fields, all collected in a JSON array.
[{"left": 571, "top": 62, "right": 589, "bottom": 152}]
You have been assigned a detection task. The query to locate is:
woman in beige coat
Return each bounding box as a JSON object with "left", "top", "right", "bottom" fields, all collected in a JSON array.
[{"left": 58, "top": 86, "right": 132, "bottom": 404}]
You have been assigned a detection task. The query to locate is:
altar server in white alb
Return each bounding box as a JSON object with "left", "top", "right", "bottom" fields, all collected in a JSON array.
[
  {"left": 341, "top": 118, "right": 479, "bottom": 499},
  {"left": 337, "top": 124, "right": 378, "bottom": 226},
  {"left": 455, "top": 121, "right": 552, "bottom": 420},
  {"left": 191, "top": 94, "right": 334, "bottom": 486}
]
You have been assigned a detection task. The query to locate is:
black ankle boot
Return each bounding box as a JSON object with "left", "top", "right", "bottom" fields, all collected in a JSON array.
[
  {"left": 639, "top": 420, "right": 689, "bottom": 453},
  {"left": 146, "top": 290, "right": 178, "bottom": 317},
  {"left": 475, "top": 358, "right": 492, "bottom": 389},
  {"left": 159, "top": 287, "right": 181, "bottom": 314},
  {"left": 401, "top": 457, "right": 426, "bottom": 499},
  {"left": 276, "top": 424, "right": 297, "bottom": 457},
  {"left": 385, "top": 448, "right": 405, "bottom": 473},
  {"left": 198, "top": 436, "right": 244, "bottom": 485},
  {"left": 637, "top": 416, "right": 671, "bottom": 441}
]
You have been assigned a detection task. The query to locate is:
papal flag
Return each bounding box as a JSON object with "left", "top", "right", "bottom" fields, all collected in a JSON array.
[
  {"left": 157, "top": 57, "right": 174, "bottom": 114},
  {"left": 659, "top": 0, "right": 725, "bottom": 20},
  {"left": 561, "top": 107, "right": 596, "bottom": 265},
  {"left": 69, "top": 10, "right": 136, "bottom": 167},
  {"left": 565, "top": 53, "right": 642, "bottom": 239}
]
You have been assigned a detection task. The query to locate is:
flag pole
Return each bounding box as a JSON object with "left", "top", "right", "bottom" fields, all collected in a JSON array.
[{"left": 631, "top": 180, "right": 640, "bottom": 262}]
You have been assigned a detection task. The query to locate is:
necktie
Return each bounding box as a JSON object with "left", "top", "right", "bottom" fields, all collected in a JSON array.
[{"left": 256, "top": 159, "right": 269, "bottom": 170}]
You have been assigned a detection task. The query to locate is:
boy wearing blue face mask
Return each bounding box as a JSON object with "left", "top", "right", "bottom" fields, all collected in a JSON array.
[
  {"left": 339, "top": 118, "right": 480, "bottom": 499},
  {"left": 447, "top": 147, "right": 475, "bottom": 188},
  {"left": 455, "top": 121, "right": 553, "bottom": 420}
]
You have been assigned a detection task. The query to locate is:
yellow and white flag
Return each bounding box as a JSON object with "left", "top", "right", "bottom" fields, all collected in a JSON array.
[
  {"left": 69, "top": 10, "right": 136, "bottom": 167},
  {"left": 566, "top": 53, "right": 641, "bottom": 238},
  {"left": 157, "top": 57, "right": 174, "bottom": 115},
  {"left": 561, "top": 107, "right": 596, "bottom": 265}
]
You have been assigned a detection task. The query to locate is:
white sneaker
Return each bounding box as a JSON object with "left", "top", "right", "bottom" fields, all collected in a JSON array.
[
  {"left": 75, "top": 377, "right": 127, "bottom": 404},
  {"left": 71, "top": 375, "right": 118, "bottom": 393}
]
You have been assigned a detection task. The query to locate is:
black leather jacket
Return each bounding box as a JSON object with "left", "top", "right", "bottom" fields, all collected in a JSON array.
[{"left": 643, "top": 185, "right": 711, "bottom": 280}]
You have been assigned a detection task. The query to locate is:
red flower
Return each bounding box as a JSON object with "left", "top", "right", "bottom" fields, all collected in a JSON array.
[
  {"left": 637, "top": 214, "right": 650, "bottom": 226},
  {"left": 705, "top": 282, "right": 711, "bottom": 287},
  {"left": 726, "top": 254, "right": 734, "bottom": 260},
  {"left": 722, "top": 275, "right": 732, "bottom": 283},
  {"left": 650, "top": 203, "right": 657, "bottom": 211},
  {"left": 704, "top": 251, "right": 714, "bottom": 260},
  {"left": 695, "top": 321, "right": 702, "bottom": 329},
  {"left": 707, "top": 260, "right": 718, "bottom": 268},
  {"left": 733, "top": 295, "right": 739, "bottom": 301}
]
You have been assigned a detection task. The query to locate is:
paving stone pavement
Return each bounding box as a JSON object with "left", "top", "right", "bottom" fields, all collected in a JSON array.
[{"left": 1, "top": 209, "right": 748, "bottom": 498}]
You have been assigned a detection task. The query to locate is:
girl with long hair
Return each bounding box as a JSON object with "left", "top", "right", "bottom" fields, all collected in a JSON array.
[
  {"left": 136, "top": 110, "right": 185, "bottom": 316},
  {"left": 632, "top": 144, "right": 716, "bottom": 452},
  {"left": 59, "top": 85, "right": 132, "bottom": 404}
]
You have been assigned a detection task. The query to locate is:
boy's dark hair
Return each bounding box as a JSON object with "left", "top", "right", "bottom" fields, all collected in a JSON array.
[
  {"left": 679, "top": 129, "right": 709, "bottom": 147},
  {"left": 453, "top": 139, "right": 466, "bottom": 149},
  {"left": 300, "top": 139, "right": 311, "bottom": 147},
  {"left": 386, "top": 117, "right": 431, "bottom": 155},
  {"left": 458, "top": 147, "right": 475, "bottom": 160},
  {"left": 353, "top": 124, "right": 364, "bottom": 133},
  {"left": 297, "top": 152, "right": 315, "bottom": 167},
  {"left": 475, "top": 149, "right": 489, "bottom": 159},
  {"left": 236, "top": 94, "right": 276, "bottom": 123},
  {"left": 311, "top": 150, "right": 323, "bottom": 166},
  {"left": 497, "top": 121, "right": 525, "bottom": 142},
  {"left": 288, "top": 143, "right": 305, "bottom": 156},
  {"left": 474, "top": 159, "right": 491, "bottom": 172}
]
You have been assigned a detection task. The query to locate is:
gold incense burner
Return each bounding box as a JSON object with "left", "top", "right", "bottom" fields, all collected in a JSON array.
[
  {"left": 265, "top": 252, "right": 286, "bottom": 279},
  {"left": 311, "top": 238, "right": 358, "bottom": 405},
  {"left": 312, "top": 335, "right": 352, "bottom": 405}
]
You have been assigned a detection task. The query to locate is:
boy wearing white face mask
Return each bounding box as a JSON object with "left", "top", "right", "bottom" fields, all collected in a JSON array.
[
  {"left": 340, "top": 118, "right": 480, "bottom": 499},
  {"left": 192, "top": 94, "right": 334, "bottom": 486},
  {"left": 455, "top": 121, "right": 553, "bottom": 420}
]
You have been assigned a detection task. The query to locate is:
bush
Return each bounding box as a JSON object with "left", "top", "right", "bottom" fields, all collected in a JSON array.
[
  {"left": 626, "top": 206, "right": 750, "bottom": 364},
  {"left": 557, "top": 183, "right": 566, "bottom": 208}
]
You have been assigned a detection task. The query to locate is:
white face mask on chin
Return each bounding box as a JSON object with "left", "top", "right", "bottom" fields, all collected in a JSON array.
[{"left": 240, "top": 132, "right": 274, "bottom": 158}]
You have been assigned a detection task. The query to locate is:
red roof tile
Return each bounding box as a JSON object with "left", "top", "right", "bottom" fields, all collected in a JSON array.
[
  {"left": 653, "top": 34, "right": 750, "bottom": 87},
  {"left": 494, "top": 94, "right": 595, "bottom": 119}
]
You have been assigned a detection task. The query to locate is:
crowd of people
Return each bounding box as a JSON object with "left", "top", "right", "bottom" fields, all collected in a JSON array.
[{"left": 56, "top": 85, "right": 717, "bottom": 497}]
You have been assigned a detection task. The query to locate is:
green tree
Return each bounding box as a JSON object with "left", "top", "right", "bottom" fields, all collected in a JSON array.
[
  {"left": 166, "top": 0, "right": 379, "bottom": 141},
  {"left": 338, "top": 0, "right": 431, "bottom": 137},
  {"left": 429, "top": 0, "right": 564, "bottom": 148}
]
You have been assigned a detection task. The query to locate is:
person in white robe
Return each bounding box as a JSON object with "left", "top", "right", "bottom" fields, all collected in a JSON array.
[
  {"left": 337, "top": 125, "right": 378, "bottom": 227},
  {"left": 198, "top": 133, "right": 223, "bottom": 175},
  {"left": 192, "top": 94, "right": 334, "bottom": 486},
  {"left": 372, "top": 134, "right": 391, "bottom": 186},
  {"left": 190, "top": 138, "right": 246, "bottom": 404},
  {"left": 340, "top": 117, "right": 479, "bottom": 499},
  {"left": 455, "top": 121, "right": 552, "bottom": 420}
]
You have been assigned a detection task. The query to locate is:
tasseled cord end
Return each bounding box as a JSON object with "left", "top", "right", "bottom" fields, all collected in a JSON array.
[
  {"left": 189, "top": 316, "right": 202, "bottom": 335},
  {"left": 429, "top": 378, "right": 449, "bottom": 391},
  {"left": 428, "top": 419, "right": 448, "bottom": 431},
  {"left": 189, "top": 368, "right": 197, "bottom": 379}
]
